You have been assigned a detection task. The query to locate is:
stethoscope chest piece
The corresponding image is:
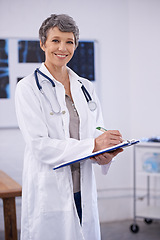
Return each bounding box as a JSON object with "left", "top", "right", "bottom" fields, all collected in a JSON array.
[{"left": 88, "top": 101, "right": 97, "bottom": 111}]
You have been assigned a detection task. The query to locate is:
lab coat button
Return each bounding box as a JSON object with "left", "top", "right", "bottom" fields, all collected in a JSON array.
[{"left": 62, "top": 110, "right": 66, "bottom": 114}]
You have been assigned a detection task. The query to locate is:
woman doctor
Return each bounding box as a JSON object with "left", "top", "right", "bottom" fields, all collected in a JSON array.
[{"left": 15, "top": 14, "right": 123, "bottom": 240}]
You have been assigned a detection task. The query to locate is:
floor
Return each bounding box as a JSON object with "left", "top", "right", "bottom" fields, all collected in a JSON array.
[
  {"left": 100, "top": 219, "right": 160, "bottom": 240},
  {"left": 0, "top": 219, "right": 159, "bottom": 240}
]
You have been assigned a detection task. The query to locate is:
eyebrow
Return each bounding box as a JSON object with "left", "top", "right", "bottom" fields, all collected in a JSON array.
[
  {"left": 52, "top": 36, "right": 74, "bottom": 40},
  {"left": 67, "top": 38, "right": 74, "bottom": 41}
]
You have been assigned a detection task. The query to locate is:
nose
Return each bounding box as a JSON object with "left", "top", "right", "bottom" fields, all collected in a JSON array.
[{"left": 58, "top": 42, "right": 66, "bottom": 51}]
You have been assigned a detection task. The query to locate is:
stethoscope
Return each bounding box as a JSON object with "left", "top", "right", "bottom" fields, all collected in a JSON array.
[{"left": 34, "top": 68, "right": 97, "bottom": 114}]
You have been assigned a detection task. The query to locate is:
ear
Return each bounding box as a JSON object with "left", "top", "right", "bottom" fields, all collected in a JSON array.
[{"left": 40, "top": 40, "right": 45, "bottom": 51}]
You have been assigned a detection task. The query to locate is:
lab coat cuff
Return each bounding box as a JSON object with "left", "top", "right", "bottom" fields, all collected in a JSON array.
[{"left": 101, "top": 161, "right": 112, "bottom": 175}]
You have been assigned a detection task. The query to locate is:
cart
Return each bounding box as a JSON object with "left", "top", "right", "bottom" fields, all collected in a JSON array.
[{"left": 130, "top": 142, "right": 160, "bottom": 233}]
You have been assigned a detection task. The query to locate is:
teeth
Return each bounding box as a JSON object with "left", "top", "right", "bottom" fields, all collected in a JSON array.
[{"left": 56, "top": 54, "right": 66, "bottom": 58}]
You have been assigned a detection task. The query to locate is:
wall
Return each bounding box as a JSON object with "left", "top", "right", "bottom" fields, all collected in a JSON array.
[
  {"left": 129, "top": 0, "right": 160, "bottom": 139},
  {"left": 0, "top": 0, "right": 160, "bottom": 230}
]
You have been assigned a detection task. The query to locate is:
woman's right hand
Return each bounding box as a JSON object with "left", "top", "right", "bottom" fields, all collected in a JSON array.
[{"left": 93, "top": 130, "right": 123, "bottom": 153}]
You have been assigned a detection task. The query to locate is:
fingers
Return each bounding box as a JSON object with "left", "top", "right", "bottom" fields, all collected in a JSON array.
[
  {"left": 104, "top": 148, "right": 123, "bottom": 158},
  {"left": 91, "top": 154, "right": 112, "bottom": 165},
  {"left": 103, "top": 130, "right": 123, "bottom": 144},
  {"left": 108, "top": 130, "right": 122, "bottom": 137},
  {"left": 104, "top": 130, "right": 123, "bottom": 145},
  {"left": 113, "top": 148, "right": 124, "bottom": 156},
  {"left": 91, "top": 148, "right": 123, "bottom": 165}
]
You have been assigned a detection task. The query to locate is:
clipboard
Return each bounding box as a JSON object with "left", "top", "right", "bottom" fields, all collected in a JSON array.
[{"left": 53, "top": 139, "right": 140, "bottom": 170}]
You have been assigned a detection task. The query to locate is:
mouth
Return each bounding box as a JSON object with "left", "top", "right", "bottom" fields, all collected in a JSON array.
[{"left": 54, "top": 53, "right": 68, "bottom": 58}]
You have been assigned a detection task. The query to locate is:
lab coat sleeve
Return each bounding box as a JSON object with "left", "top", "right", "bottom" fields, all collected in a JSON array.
[{"left": 15, "top": 80, "right": 95, "bottom": 167}]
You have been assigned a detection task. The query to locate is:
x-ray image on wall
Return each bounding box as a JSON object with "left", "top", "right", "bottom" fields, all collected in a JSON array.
[
  {"left": 18, "top": 40, "right": 45, "bottom": 63},
  {"left": 0, "top": 39, "right": 10, "bottom": 98},
  {"left": 68, "top": 41, "right": 95, "bottom": 81}
]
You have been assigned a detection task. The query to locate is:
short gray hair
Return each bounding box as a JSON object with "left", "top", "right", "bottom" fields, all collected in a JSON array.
[{"left": 39, "top": 14, "right": 79, "bottom": 48}]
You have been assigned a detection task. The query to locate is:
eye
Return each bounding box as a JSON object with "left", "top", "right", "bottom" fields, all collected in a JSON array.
[
  {"left": 52, "top": 39, "right": 59, "bottom": 43},
  {"left": 67, "top": 41, "right": 74, "bottom": 44}
]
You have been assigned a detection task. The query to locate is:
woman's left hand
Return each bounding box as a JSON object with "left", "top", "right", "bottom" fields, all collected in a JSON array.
[{"left": 91, "top": 148, "right": 123, "bottom": 165}]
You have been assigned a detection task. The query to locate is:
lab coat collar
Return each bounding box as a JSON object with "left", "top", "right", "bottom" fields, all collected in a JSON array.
[
  {"left": 39, "top": 63, "right": 83, "bottom": 90},
  {"left": 67, "top": 68, "right": 83, "bottom": 93},
  {"left": 39, "top": 63, "right": 64, "bottom": 87},
  {"left": 39, "top": 63, "right": 55, "bottom": 81}
]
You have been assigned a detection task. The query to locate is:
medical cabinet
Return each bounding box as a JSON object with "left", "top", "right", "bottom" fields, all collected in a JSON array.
[{"left": 130, "top": 142, "right": 160, "bottom": 233}]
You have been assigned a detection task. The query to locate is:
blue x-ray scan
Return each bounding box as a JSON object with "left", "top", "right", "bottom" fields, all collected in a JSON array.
[
  {"left": 18, "top": 40, "right": 45, "bottom": 63},
  {"left": 68, "top": 41, "right": 95, "bottom": 81},
  {"left": 0, "top": 39, "right": 10, "bottom": 98}
]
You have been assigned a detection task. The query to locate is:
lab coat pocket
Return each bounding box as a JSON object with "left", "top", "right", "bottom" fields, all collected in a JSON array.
[{"left": 38, "top": 171, "right": 72, "bottom": 213}]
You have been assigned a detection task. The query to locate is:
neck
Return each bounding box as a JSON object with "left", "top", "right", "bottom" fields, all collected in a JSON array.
[
  {"left": 44, "top": 62, "right": 72, "bottom": 98},
  {"left": 44, "top": 62, "right": 68, "bottom": 84}
]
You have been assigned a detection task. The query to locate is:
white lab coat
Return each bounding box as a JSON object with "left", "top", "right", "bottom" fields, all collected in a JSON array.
[{"left": 15, "top": 63, "right": 110, "bottom": 240}]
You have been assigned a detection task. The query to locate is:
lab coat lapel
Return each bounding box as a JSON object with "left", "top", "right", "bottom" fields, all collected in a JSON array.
[
  {"left": 69, "top": 71, "right": 91, "bottom": 140},
  {"left": 39, "top": 63, "right": 70, "bottom": 138}
]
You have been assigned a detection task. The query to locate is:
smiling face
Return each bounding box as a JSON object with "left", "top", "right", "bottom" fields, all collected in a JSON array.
[{"left": 40, "top": 27, "right": 76, "bottom": 70}]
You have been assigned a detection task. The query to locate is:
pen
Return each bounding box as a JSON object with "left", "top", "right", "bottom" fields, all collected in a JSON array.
[{"left": 96, "top": 127, "right": 107, "bottom": 133}]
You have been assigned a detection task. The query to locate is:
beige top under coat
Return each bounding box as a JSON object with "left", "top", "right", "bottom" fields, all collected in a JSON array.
[{"left": 65, "top": 95, "right": 80, "bottom": 193}]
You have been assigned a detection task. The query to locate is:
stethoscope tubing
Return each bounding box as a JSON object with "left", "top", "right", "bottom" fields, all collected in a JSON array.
[
  {"left": 35, "top": 68, "right": 55, "bottom": 90},
  {"left": 79, "top": 82, "right": 92, "bottom": 102},
  {"left": 34, "top": 68, "right": 97, "bottom": 113}
]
